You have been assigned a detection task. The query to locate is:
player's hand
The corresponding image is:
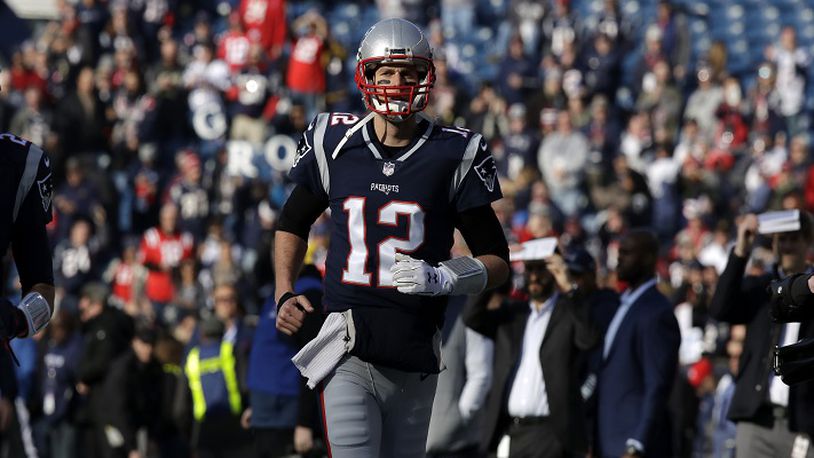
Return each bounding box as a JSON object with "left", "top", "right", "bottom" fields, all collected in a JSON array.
[
  {"left": 294, "top": 425, "right": 314, "bottom": 454},
  {"left": 275, "top": 294, "right": 314, "bottom": 335},
  {"left": 734, "top": 213, "right": 758, "bottom": 257},
  {"left": 391, "top": 253, "right": 450, "bottom": 296}
]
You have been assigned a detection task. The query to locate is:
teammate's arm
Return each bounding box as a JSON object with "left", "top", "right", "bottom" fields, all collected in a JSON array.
[{"left": 274, "top": 185, "right": 328, "bottom": 335}]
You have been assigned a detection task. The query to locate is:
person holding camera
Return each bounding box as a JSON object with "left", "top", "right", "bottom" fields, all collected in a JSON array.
[{"left": 709, "top": 212, "right": 814, "bottom": 458}]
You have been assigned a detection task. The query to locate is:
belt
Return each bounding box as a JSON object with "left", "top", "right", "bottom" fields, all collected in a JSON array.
[
  {"left": 511, "top": 416, "right": 549, "bottom": 426},
  {"left": 755, "top": 403, "right": 788, "bottom": 424},
  {"left": 770, "top": 404, "right": 788, "bottom": 419}
]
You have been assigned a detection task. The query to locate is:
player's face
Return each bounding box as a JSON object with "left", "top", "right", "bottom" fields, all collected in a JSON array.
[
  {"left": 373, "top": 64, "right": 420, "bottom": 101},
  {"left": 374, "top": 64, "right": 420, "bottom": 86}
]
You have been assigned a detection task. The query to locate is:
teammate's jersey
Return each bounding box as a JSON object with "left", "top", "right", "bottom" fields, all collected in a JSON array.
[
  {"left": 289, "top": 112, "right": 501, "bottom": 372},
  {"left": 0, "top": 133, "right": 53, "bottom": 277}
]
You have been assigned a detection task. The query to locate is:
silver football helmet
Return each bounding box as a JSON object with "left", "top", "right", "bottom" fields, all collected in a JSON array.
[{"left": 354, "top": 18, "right": 435, "bottom": 122}]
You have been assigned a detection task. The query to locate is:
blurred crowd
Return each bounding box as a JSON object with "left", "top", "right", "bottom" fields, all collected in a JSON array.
[{"left": 1, "top": 0, "right": 814, "bottom": 456}]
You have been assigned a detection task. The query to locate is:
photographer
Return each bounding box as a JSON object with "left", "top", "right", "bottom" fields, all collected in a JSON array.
[{"left": 709, "top": 212, "right": 814, "bottom": 458}]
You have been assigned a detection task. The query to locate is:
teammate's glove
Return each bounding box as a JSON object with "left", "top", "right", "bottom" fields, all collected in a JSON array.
[
  {"left": 391, "top": 253, "right": 488, "bottom": 296},
  {"left": 0, "top": 293, "right": 51, "bottom": 339}
]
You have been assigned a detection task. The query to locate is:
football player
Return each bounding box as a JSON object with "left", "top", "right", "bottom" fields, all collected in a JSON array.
[
  {"left": 274, "top": 18, "right": 510, "bottom": 458},
  {"left": 0, "top": 134, "right": 55, "bottom": 341},
  {"left": 0, "top": 79, "right": 56, "bottom": 446}
]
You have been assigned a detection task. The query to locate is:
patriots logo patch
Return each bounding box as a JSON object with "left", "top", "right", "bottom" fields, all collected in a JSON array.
[
  {"left": 37, "top": 172, "right": 53, "bottom": 213},
  {"left": 292, "top": 133, "right": 312, "bottom": 168},
  {"left": 473, "top": 156, "right": 497, "bottom": 192}
]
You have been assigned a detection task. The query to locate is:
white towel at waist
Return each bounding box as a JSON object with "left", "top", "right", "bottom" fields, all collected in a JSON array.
[{"left": 291, "top": 310, "right": 356, "bottom": 389}]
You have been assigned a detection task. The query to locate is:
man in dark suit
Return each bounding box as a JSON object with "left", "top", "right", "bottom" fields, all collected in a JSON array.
[
  {"left": 709, "top": 212, "right": 814, "bottom": 458},
  {"left": 595, "top": 229, "right": 680, "bottom": 458},
  {"left": 464, "top": 239, "right": 598, "bottom": 457}
]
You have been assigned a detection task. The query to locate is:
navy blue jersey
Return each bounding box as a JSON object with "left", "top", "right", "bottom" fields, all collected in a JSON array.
[{"left": 288, "top": 112, "right": 502, "bottom": 372}]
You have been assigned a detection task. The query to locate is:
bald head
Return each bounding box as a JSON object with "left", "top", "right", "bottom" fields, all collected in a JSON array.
[{"left": 617, "top": 228, "right": 659, "bottom": 286}]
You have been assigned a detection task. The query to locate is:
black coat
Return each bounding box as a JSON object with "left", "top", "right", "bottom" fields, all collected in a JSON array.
[
  {"left": 709, "top": 250, "right": 814, "bottom": 435},
  {"left": 463, "top": 291, "right": 599, "bottom": 454},
  {"left": 76, "top": 307, "right": 134, "bottom": 424},
  {"left": 102, "top": 350, "right": 164, "bottom": 453}
]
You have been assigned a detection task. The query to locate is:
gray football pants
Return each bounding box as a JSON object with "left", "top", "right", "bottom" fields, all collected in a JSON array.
[{"left": 319, "top": 355, "right": 438, "bottom": 458}]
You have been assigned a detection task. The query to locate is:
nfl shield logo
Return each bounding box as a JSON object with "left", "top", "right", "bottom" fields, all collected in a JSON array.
[{"left": 382, "top": 161, "right": 395, "bottom": 177}]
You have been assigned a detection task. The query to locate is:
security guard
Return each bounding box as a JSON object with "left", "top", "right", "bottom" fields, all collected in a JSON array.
[{"left": 185, "top": 315, "right": 251, "bottom": 458}]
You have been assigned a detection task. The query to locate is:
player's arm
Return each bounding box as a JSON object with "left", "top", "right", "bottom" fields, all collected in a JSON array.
[
  {"left": 2, "top": 148, "right": 54, "bottom": 339},
  {"left": 455, "top": 204, "right": 510, "bottom": 289},
  {"left": 274, "top": 185, "right": 328, "bottom": 335}
]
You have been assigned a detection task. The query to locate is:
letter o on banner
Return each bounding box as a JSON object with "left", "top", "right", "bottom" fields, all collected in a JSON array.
[
  {"left": 265, "top": 135, "right": 298, "bottom": 172},
  {"left": 192, "top": 102, "right": 228, "bottom": 140}
]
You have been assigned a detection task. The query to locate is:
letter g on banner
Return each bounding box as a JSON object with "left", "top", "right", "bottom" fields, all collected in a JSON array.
[{"left": 192, "top": 102, "right": 228, "bottom": 140}]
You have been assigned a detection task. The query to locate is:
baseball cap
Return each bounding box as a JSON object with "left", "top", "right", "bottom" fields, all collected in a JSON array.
[{"left": 564, "top": 247, "right": 595, "bottom": 274}]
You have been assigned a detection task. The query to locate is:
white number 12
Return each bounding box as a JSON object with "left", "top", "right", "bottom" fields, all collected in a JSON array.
[{"left": 342, "top": 197, "right": 425, "bottom": 287}]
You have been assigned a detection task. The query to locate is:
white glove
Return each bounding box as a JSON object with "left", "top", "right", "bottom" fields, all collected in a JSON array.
[{"left": 391, "top": 253, "right": 452, "bottom": 296}]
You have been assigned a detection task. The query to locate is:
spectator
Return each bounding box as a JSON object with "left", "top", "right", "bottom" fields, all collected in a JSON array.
[
  {"left": 286, "top": 11, "right": 328, "bottom": 120},
  {"left": 683, "top": 65, "right": 724, "bottom": 144},
  {"left": 239, "top": 0, "right": 287, "bottom": 61},
  {"left": 9, "top": 85, "right": 55, "bottom": 151},
  {"left": 75, "top": 282, "right": 135, "bottom": 458},
  {"left": 99, "top": 325, "right": 164, "bottom": 458},
  {"left": 465, "top": 243, "right": 597, "bottom": 457},
  {"left": 537, "top": 110, "right": 589, "bottom": 216},
  {"left": 33, "top": 309, "right": 83, "bottom": 458},
  {"left": 164, "top": 150, "right": 210, "bottom": 240},
  {"left": 766, "top": 26, "right": 809, "bottom": 136},
  {"left": 496, "top": 35, "right": 538, "bottom": 107},
  {"left": 55, "top": 65, "right": 109, "bottom": 161},
  {"left": 580, "top": 33, "right": 622, "bottom": 101},
  {"left": 218, "top": 12, "right": 252, "bottom": 75},
  {"left": 54, "top": 218, "right": 102, "bottom": 311},
  {"left": 139, "top": 203, "right": 194, "bottom": 322}
]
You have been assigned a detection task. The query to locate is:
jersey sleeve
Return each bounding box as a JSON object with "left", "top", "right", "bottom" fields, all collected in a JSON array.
[
  {"left": 11, "top": 145, "right": 54, "bottom": 291},
  {"left": 288, "top": 113, "right": 330, "bottom": 201},
  {"left": 452, "top": 133, "right": 503, "bottom": 212}
]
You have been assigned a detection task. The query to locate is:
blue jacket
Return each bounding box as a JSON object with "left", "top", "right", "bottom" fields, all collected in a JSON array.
[
  {"left": 596, "top": 285, "right": 680, "bottom": 457},
  {"left": 40, "top": 334, "right": 83, "bottom": 423},
  {"left": 246, "top": 275, "right": 323, "bottom": 396}
]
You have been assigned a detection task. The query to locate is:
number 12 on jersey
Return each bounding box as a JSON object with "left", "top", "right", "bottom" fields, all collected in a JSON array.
[{"left": 342, "top": 197, "right": 425, "bottom": 287}]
